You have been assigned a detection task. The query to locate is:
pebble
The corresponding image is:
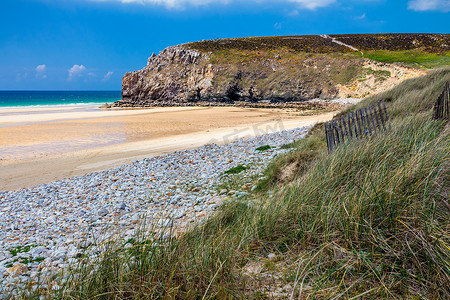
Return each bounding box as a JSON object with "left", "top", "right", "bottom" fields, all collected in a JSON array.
[
  {"left": 7, "top": 263, "right": 28, "bottom": 277},
  {"left": 98, "top": 208, "right": 109, "bottom": 217},
  {"left": 0, "top": 126, "right": 310, "bottom": 295}
]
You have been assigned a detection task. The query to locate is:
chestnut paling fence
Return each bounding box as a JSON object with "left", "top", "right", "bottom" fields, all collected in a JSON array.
[
  {"left": 324, "top": 100, "right": 391, "bottom": 152},
  {"left": 433, "top": 81, "right": 449, "bottom": 120},
  {"left": 325, "top": 82, "right": 449, "bottom": 152}
]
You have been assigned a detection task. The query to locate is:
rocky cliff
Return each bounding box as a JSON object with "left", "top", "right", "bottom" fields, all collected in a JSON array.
[{"left": 115, "top": 34, "right": 447, "bottom": 107}]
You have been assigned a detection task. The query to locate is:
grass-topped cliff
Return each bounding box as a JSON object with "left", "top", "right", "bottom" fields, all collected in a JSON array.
[
  {"left": 53, "top": 68, "right": 449, "bottom": 298},
  {"left": 188, "top": 33, "right": 450, "bottom": 69},
  {"left": 115, "top": 34, "right": 449, "bottom": 107}
]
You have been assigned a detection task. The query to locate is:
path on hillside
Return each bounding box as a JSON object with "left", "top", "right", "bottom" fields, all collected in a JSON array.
[{"left": 320, "top": 34, "right": 364, "bottom": 55}]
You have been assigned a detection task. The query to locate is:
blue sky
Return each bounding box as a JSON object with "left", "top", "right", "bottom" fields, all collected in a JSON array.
[{"left": 0, "top": 0, "right": 448, "bottom": 91}]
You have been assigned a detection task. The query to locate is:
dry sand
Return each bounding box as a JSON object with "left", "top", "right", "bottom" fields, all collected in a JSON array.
[{"left": 0, "top": 105, "right": 335, "bottom": 191}]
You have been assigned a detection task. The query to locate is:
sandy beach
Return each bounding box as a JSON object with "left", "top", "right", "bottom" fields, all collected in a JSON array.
[{"left": 0, "top": 105, "right": 335, "bottom": 191}]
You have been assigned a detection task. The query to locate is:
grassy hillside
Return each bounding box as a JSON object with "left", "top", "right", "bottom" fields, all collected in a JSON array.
[
  {"left": 44, "top": 68, "right": 450, "bottom": 299},
  {"left": 187, "top": 34, "right": 450, "bottom": 69},
  {"left": 119, "top": 34, "right": 448, "bottom": 108}
]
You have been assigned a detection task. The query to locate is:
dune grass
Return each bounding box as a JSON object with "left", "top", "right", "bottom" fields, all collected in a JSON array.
[{"left": 34, "top": 68, "right": 449, "bottom": 299}]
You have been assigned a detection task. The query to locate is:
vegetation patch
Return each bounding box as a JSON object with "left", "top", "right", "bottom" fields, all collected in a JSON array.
[
  {"left": 188, "top": 34, "right": 449, "bottom": 55},
  {"left": 362, "top": 50, "right": 450, "bottom": 68},
  {"left": 255, "top": 145, "right": 271, "bottom": 151},
  {"left": 187, "top": 35, "right": 350, "bottom": 54},
  {"left": 224, "top": 164, "right": 248, "bottom": 174},
  {"left": 5, "top": 244, "right": 44, "bottom": 268},
  {"left": 330, "top": 33, "right": 450, "bottom": 53},
  {"left": 365, "top": 67, "right": 391, "bottom": 77},
  {"left": 8, "top": 245, "right": 33, "bottom": 256}
]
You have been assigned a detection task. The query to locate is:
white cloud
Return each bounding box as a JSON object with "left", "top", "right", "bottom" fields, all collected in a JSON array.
[
  {"left": 88, "top": 0, "right": 336, "bottom": 10},
  {"left": 16, "top": 72, "right": 30, "bottom": 81},
  {"left": 288, "top": 0, "right": 336, "bottom": 10},
  {"left": 355, "top": 13, "right": 366, "bottom": 20},
  {"left": 103, "top": 71, "right": 114, "bottom": 81},
  {"left": 91, "top": 0, "right": 230, "bottom": 8},
  {"left": 35, "top": 64, "right": 46, "bottom": 73},
  {"left": 68, "top": 64, "right": 86, "bottom": 80},
  {"left": 287, "top": 9, "right": 299, "bottom": 16},
  {"left": 408, "top": 0, "right": 450, "bottom": 12},
  {"left": 35, "top": 64, "right": 47, "bottom": 79}
]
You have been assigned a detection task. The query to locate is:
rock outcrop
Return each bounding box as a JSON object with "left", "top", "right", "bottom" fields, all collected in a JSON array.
[
  {"left": 115, "top": 35, "right": 429, "bottom": 107},
  {"left": 120, "top": 47, "right": 210, "bottom": 106}
]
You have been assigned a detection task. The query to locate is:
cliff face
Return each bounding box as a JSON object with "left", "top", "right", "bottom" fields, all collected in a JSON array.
[
  {"left": 120, "top": 47, "right": 211, "bottom": 106},
  {"left": 116, "top": 35, "right": 436, "bottom": 107},
  {"left": 118, "top": 46, "right": 350, "bottom": 106}
]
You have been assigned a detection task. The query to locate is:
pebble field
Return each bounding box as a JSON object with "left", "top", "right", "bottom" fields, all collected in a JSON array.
[{"left": 0, "top": 126, "right": 310, "bottom": 296}]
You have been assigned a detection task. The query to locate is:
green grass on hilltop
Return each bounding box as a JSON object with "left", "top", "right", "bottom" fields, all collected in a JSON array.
[
  {"left": 37, "top": 69, "right": 449, "bottom": 299},
  {"left": 362, "top": 50, "right": 450, "bottom": 69}
]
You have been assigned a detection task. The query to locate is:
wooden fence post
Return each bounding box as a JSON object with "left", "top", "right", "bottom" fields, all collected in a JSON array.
[
  {"left": 351, "top": 112, "right": 358, "bottom": 138},
  {"left": 338, "top": 119, "right": 345, "bottom": 143},
  {"left": 360, "top": 108, "right": 367, "bottom": 135},
  {"left": 444, "top": 81, "right": 450, "bottom": 119},
  {"left": 433, "top": 81, "right": 449, "bottom": 120},
  {"left": 341, "top": 115, "right": 348, "bottom": 138},
  {"left": 364, "top": 107, "right": 372, "bottom": 135},
  {"left": 382, "top": 100, "right": 392, "bottom": 130},
  {"left": 325, "top": 122, "right": 331, "bottom": 152},
  {"left": 356, "top": 110, "right": 363, "bottom": 136},
  {"left": 328, "top": 122, "right": 334, "bottom": 152},
  {"left": 347, "top": 113, "right": 353, "bottom": 138},
  {"left": 368, "top": 104, "right": 377, "bottom": 135},
  {"left": 333, "top": 120, "right": 340, "bottom": 145},
  {"left": 377, "top": 101, "right": 386, "bottom": 131}
]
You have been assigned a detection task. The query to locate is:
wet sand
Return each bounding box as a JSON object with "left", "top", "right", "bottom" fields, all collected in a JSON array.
[{"left": 0, "top": 105, "right": 335, "bottom": 191}]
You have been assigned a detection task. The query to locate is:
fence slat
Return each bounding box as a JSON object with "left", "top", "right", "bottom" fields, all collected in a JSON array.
[
  {"left": 382, "top": 100, "right": 392, "bottom": 130},
  {"left": 329, "top": 121, "right": 336, "bottom": 151},
  {"left": 444, "top": 83, "right": 447, "bottom": 117},
  {"left": 351, "top": 112, "right": 358, "bottom": 138},
  {"left": 356, "top": 110, "right": 363, "bottom": 136},
  {"left": 372, "top": 103, "right": 380, "bottom": 132},
  {"left": 341, "top": 115, "right": 348, "bottom": 138},
  {"left": 377, "top": 101, "right": 386, "bottom": 131},
  {"left": 329, "top": 123, "right": 334, "bottom": 152},
  {"left": 435, "top": 81, "right": 449, "bottom": 119},
  {"left": 325, "top": 123, "right": 330, "bottom": 152},
  {"left": 338, "top": 119, "right": 345, "bottom": 142},
  {"left": 334, "top": 120, "right": 341, "bottom": 145},
  {"left": 347, "top": 113, "right": 353, "bottom": 138},
  {"left": 364, "top": 107, "right": 372, "bottom": 135},
  {"left": 368, "top": 104, "right": 377, "bottom": 135},
  {"left": 360, "top": 108, "right": 367, "bottom": 135}
]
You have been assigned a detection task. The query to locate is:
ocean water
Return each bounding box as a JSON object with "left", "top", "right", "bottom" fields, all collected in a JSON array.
[{"left": 0, "top": 91, "right": 121, "bottom": 108}]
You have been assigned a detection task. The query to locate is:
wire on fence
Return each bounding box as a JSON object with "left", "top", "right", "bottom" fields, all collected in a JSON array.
[{"left": 325, "top": 100, "right": 391, "bottom": 152}]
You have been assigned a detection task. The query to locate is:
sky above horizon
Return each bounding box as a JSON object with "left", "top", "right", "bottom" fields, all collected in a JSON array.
[{"left": 0, "top": 0, "right": 448, "bottom": 91}]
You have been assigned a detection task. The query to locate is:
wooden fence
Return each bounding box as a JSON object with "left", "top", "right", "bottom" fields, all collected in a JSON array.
[
  {"left": 433, "top": 81, "right": 449, "bottom": 120},
  {"left": 325, "top": 100, "right": 391, "bottom": 152}
]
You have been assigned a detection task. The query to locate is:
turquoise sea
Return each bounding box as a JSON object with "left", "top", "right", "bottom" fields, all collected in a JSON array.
[{"left": 0, "top": 91, "right": 121, "bottom": 108}]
